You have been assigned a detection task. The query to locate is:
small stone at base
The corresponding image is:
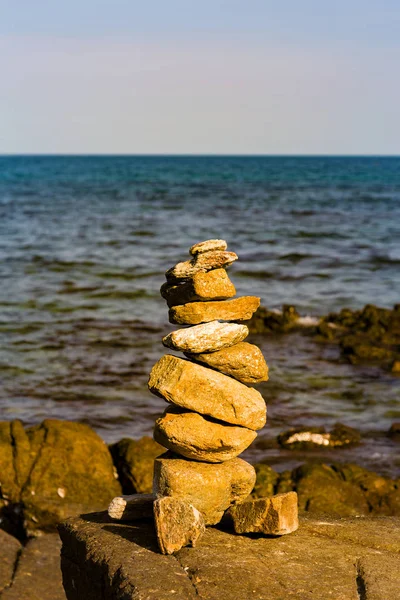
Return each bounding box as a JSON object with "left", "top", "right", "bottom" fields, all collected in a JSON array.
[
  {"left": 154, "top": 496, "right": 205, "bottom": 555},
  {"left": 108, "top": 493, "right": 155, "bottom": 520},
  {"left": 228, "top": 492, "right": 299, "bottom": 536}
]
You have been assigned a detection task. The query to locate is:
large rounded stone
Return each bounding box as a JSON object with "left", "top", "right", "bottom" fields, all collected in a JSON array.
[
  {"left": 162, "top": 321, "right": 249, "bottom": 354},
  {"left": 169, "top": 296, "right": 260, "bottom": 325},
  {"left": 186, "top": 342, "right": 269, "bottom": 384},
  {"left": 153, "top": 453, "right": 256, "bottom": 524},
  {"left": 148, "top": 355, "right": 266, "bottom": 430},
  {"left": 160, "top": 269, "right": 236, "bottom": 308},
  {"left": 153, "top": 408, "right": 257, "bottom": 463}
]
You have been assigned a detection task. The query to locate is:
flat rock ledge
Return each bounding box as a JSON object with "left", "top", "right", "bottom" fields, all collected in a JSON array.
[{"left": 59, "top": 511, "right": 400, "bottom": 600}]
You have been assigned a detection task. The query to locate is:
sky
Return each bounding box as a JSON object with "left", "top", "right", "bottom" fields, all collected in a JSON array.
[{"left": 1, "top": 0, "right": 400, "bottom": 154}]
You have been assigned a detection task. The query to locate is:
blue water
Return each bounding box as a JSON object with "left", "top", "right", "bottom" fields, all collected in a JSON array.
[{"left": 1, "top": 156, "right": 399, "bottom": 475}]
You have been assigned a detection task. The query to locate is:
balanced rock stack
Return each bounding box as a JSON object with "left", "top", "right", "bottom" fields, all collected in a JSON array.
[{"left": 108, "top": 239, "right": 298, "bottom": 554}]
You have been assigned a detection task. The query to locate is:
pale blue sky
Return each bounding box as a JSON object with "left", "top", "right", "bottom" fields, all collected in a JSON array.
[{"left": 1, "top": 1, "right": 400, "bottom": 154}]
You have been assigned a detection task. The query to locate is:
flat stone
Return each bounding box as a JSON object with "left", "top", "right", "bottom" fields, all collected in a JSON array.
[
  {"left": 153, "top": 454, "right": 256, "bottom": 525},
  {"left": 165, "top": 251, "right": 238, "bottom": 282},
  {"left": 154, "top": 497, "right": 205, "bottom": 555},
  {"left": 169, "top": 296, "right": 261, "bottom": 325},
  {"left": 189, "top": 239, "right": 228, "bottom": 255},
  {"left": 108, "top": 493, "right": 155, "bottom": 521},
  {"left": 228, "top": 492, "right": 299, "bottom": 536},
  {"left": 162, "top": 321, "right": 249, "bottom": 354},
  {"left": 160, "top": 269, "right": 236, "bottom": 308},
  {"left": 1, "top": 534, "right": 65, "bottom": 600},
  {"left": 186, "top": 342, "right": 269, "bottom": 384},
  {"left": 0, "top": 530, "right": 21, "bottom": 593},
  {"left": 59, "top": 513, "right": 400, "bottom": 600},
  {"left": 148, "top": 355, "right": 266, "bottom": 430},
  {"left": 153, "top": 408, "right": 257, "bottom": 462}
]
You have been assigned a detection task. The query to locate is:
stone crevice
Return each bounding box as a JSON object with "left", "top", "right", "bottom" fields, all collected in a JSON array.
[
  {"left": 173, "top": 554, "right": 201, "bottom": 598},
  {"left": 355, "top": 558, "right": 367, "bottom": 600},
  {"left": 0, "top": 547, "right": 23, "bottom": 596}
]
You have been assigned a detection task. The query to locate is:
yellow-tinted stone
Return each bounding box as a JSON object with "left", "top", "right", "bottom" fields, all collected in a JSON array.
[
  {"left": 160, "top": 269, "right": 236, "bottom": 308},
  {"left": 169, "top": 296, "right": 260, "bottom": 325}
]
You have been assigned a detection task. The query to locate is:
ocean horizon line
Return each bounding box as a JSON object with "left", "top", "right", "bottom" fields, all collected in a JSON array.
[{"left": 1, "top": 153, "right": 400, "bottom": 159}]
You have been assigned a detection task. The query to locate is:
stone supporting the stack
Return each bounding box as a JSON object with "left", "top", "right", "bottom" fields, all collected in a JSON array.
[{"left": 149, "top": 239, "right": 267, "bottom": 526}]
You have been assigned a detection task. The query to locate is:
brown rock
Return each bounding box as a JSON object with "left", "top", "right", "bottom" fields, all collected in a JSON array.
[
  {"left": 148, "top": 355, "right": 266, "bottom": 430},
  {"left": 189, "top": 239, "right": 227, "bottom": 255},
  {"left": 186, "top": 341, "right": 269, "bottom": 384},
  {"left": 153, "top": 454, "right": 256, "bottom": 525},
  {"left": 165, "top": 251, "right": 238, "bottom": 282},
  {"left": 153, "top": 408, "right": 257, "bottom": 462},
  {"left": 160, "top": 269, "right": 236, "bottom": 308},
  {"left": 229, "top": 492, "right": 299, "bottom": 536},
  {"left": 154, "top": 496, "right": 205, "bottom": 555},
  {"left": 108, "top": 493, "right": 155, "bottom": 521},
  {"left": 109, "top": 436, "right": 164, "bottom": 494},
  {"left": 162, "top": 320, "right": 248, "bottom": 354},
  {"left": 169, "top": 296, "right": 260, "bottom": 325}
]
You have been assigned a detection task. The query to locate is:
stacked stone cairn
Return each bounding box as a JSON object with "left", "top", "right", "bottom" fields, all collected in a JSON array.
[{"left": 108, "top": 239, "right": 298, "bottom": 554}]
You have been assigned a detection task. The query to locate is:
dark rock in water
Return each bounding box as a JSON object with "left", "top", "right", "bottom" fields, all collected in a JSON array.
[
  {"left": 277, "top": 423, "right": 361, "bottom": 450},
  {"left": 0, "top": 419, "right": 121, "bottom": 538},
  {"left": 388, "top": 422, "right": 400, "bottom": 439},
  {"left": 109, "top": 436, "right": 165, "bottom": 494},
  {"left": 59, "top": 510, "right": 400, "bottom": 600},
  {"left": 248, "top": 304, "right": 301, "bottom": 334},
  {"left": 252, "top": 462, "right": 400, "bottom": 518}
]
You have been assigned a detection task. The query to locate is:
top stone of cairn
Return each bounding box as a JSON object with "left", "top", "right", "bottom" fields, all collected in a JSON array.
[{"left": 189, "top": 239, "right": 228, "bottom": 255}]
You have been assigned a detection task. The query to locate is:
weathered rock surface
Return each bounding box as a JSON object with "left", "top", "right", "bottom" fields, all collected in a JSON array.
[
  {"left": 228, "top": 492, "right": 299, "bottom": 536},
  {"left": 189, "top": 239, "right": 227, "bottom": 255},
  {"left": 186, "top": 341, "right": 269, "bottom": 384},
  {"left": 154, "top": 497, "right": 205, "bottom": 555},
  {"left": 1, "top": 534, "right": 65, "bottom": 600},
  {"left": 162, "top": 320, "right": 248, "bottom": 353},
  {"left": 148, "top": 355, "right": 266, "bottom": 430},
  {"left": 169, "top": 296, "right": 260, "bottom": 325},
  {"left": 161, "top": 268, "right": 236, "bottom": 307},
  {"left": 108, "top": 493, "right": 155, "bottom": 521},
  {"left": 154, "top": 454, "right": 256, "bottom": 525},
  {"left": 0, "top": 419, "right": 121, "bottom": 537},
  {"left": 0, "top": 530, "right": 21, "bottom": 594},
  {"left": 154, "top": 408, "right": 257, "bottom": 462},
  {"left": 165, "top": 250, "right": 238, "bottom": 282},
  {"left": 277, "top": 423, "right": 361, "bottom": 449},
  {"left": 59, "top": 511, "right": 400, "bottom": 600},
  {"left": 110, "top": 436, "right": 164, "bottom": 494}
]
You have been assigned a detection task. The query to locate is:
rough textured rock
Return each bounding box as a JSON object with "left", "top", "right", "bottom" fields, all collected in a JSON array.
[
  {"left": 148, "top": 355, "right": 266, "bottom": 430},
  {"left": 154, "top": 454, "right": 256, "bottom": 525},
  {"left": 169, "top": 296, "right": 260, "bottom": 325},
  {"left": 186, "top": 342, "right": 269, "bottom": 384},
  {"left": 0, "top": 419, "right": 121, "bottom": 537},
  {"left": 154, "top": 497, "right": 205, "bottom": 555},
  {"left": 161, "top": 269, "right": 236, "bottom": 307},
  {"left": 189, "top": 239, "right": 227, "bottom": 255},
  {"left": 108, "top": 494, "right": 155, "bottom": 521},
  {"left": 162, "top": 321, "right": 248, "bottom": 353},
  {"left": 110, "top": 436, "right": 164, "bottom": 494},
  {"left": 165, "top": 250, "right": 238, "bottom": 282},
  {"left": 1, "top": 534, "right": 65, "bottom": 600},
  {"left": 59, "top": 512, "right": 400, "bottom": 600},
  {"left": 154, "top": 408, "right": 257, "bottom": 462},
  {"left": 277, "top": 423, "right": 361, "bottom": 449},
  {"left": 251, "top": 463, "right": 279, "bottom": 498},
  {"left": 228, "top": 492, "right": 299, "bottom": 536},
  {"left": 0, "top": 530, "right": 21, "bottom": 594}
]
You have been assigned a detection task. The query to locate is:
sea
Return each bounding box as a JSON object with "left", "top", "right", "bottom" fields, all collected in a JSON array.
[{"left": 1, "top": 155, "right": 399, "bottom": 476}]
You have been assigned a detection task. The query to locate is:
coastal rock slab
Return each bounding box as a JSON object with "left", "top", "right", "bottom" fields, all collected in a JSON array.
[
  {"left": 154, "top": 454, "right": 256, "bottom": 524},
  {"left": 162, "top": 321, "right": 248, "bottom": 354},
  {"left": 149, "top": 355, "right": 266, "bottom": 430},
  {"left": 186, "top": 341, "right": 269, "bottom": 384},
  {"left": 160, "top": 269, "right": 236, "bottom": 307},
  {"left": 169, "top": 296, "right": 260, "bottom": 325},
  {"left": 108, "top": 493, "right": 155, "bottom": 521},
  {"left": 154, "top": 408, "right": 257, "bottom": 462},
  {"left": 228, "top": 492, "right": 299, "bottom": 536},
  {"left": 189, "top": 239, "right": 227, "bottom": 255},
  {"left": 165, "top": 251, "right": 238, "bottom": 282},
  {"left": 154, "top": 496, "right": 205, "bottom": 555}
]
